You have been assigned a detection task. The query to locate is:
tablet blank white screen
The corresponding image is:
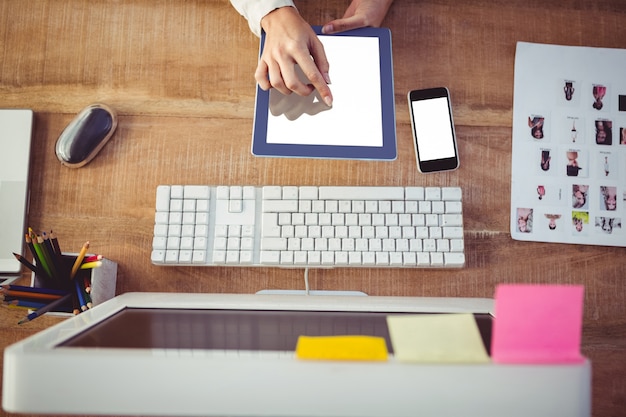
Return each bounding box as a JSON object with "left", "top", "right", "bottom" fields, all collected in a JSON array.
[{"left": 266, "top": 35, "right": 383, "bottom": 147}]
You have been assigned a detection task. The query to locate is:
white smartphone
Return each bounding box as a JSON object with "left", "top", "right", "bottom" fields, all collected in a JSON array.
[{"left": 408, "top": 87, "right": 459, "bottom": 173}]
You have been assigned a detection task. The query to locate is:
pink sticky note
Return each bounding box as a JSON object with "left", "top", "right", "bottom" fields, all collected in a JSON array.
[{"left": 491, "top": 284, "right": 584, "bottom": 364}]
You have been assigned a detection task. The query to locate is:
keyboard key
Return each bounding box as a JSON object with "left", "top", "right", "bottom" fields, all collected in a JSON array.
[
  {"left": 155, "top": 186, "right": 171, "bottom": 211},
  {"left": 151, "top": 249, "right": 165, "bottom": 263},
  {"left": 443, "top": 227, "right": 464, "bottom": 239},
  {"left": 425, "top": 187, "right": 441, "bottom": 201},
  {"left": 170, "top": 186, "right": 184, "bottom": 199},
  {"left": 319, "top": 186, "right": 404, "bottom": 201},
  {"left": 416, "top": 253, "right": 430, "bottom": 266},
  {"left": 294, "top": 251, "right": 308, "bottom": 265},
  {"left": 239, "top": 251, "right": 253, "bottom": 264},
  {"left": 262, "top": 186, "right": 282, "bottom": 200},
  {"left": 152, "top": 236, "right": 167, "bottom": 250},
  {"left": 442, "top": 187, "right": 462, "bottom": 201},
  {"left": 260, "top": 251, "right": 280, "bottom": 264},
  {"left": 212, "top": 250, "right": 226, "bottom": 263},
  {"left": 192, "top": 250, "right": 206, "bottom": 263},
  {"left": 335, "top": 252, "right": 348, "bottom": 265},
  {"left": 307, "top": 251, "right": 321, "bottom": 264},
  {"left": 446, "top": 201, "right": 463, "bottom": 214},
  {"left": 165, "top": 250, "right": 179, "bottom": 263},
  {"left": 184, "top": 185, "right": 210, "bottom": 199},
  {"left": 430, "top": 252, "right": 444, "bottom": 266},
  {"left": 178, "top": 250, "right": 192, "bottom": 263},
  {"left": 450, "top": 239, "right": 464, "bottom": 252},
  {"left": 261, "top": 238, "right": 287, "bottom": 251},
  {"left": 441, "top": 214, "right": 463, "bottom": 226},
  {"left": 444, "top": 252, "right": 465, "bottom": 267},
  {"left": 216, "top": 186, "right": 230, "bottom": 199},
  {"left": 299, "top": 186, "right": 318, "bottom": 200},
  {"left": 405, "top": 187, "right": 424, "bottom": 200}
]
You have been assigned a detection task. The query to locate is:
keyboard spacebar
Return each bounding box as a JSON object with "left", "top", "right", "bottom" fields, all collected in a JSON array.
[{"left": 318, "top": 186, "right": 405, "bottom": 200}]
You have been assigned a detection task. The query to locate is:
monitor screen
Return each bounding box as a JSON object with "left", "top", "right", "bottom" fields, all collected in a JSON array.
[{"left": 59, "top": 307, "right": 493, "bottom": 354}]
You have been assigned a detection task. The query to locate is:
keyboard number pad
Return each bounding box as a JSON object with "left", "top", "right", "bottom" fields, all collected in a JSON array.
[{"left": 152, "top": 185, "right": 212, "bottom": 264}]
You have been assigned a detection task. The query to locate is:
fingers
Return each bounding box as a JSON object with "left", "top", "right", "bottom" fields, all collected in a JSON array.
[
  {"left": 297, "top": 63, "right": 332, "bottom": 107},
  {"left": 255, "top": 34, "right": 332, "bottom": 106},
  {"left": 254, "top": 6, "right": 332, "bottom": 104},
  {"left": 301, "top": 38, "right": 333, "bottom": 106},
  {"left": 255, "top": 56, "right": 314, "bottom": 97},
  {"left": 254, "top": 60, "right": 272, "bottom": 91}
]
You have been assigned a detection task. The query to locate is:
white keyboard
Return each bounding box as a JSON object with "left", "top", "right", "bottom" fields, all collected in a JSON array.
[{"left": 151, "top": 185, "right": 465, "bottom": 268}]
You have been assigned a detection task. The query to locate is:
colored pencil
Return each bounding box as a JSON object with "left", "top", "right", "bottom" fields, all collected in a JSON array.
[
  {"left": 42, "top": 231, "right": 64, "bottom": 275},
  {"left": 37, "top": 234, "right": 59, "bottom": 279},
  {"left": 4, "top": 299, "right": 47, "bottom": 310},
  {"left": 74, "top": 279, "right": 87, "bottom": 311},
  {"left": 80, "top": 261, "right": 102, "bottom": 270},
  {"left": 12, "top": 253, "right": 41, "bottom": 274},
  {"left": 18, "top": 293, "right": 73, "bottom": 324},
  {"left": 1, "top": 289, "right": 64, "bottom": 301},
  {"left": 24, "top": 233, "right": 43, "bottom": 273},
  {"left": 49, "top": 230, "right": 62, "bottom": 255},
  {"left": 41, "top": 232, "right": 55, "bottom": 258},
  {"left": 29, "top": 229, "right": 54, "bottom": 280},
  {"left": 1, "top": 284, "right": 68, "bottom": 296},
  {"left": 83, "top": 254, "right": 102, "bottom": 263},
  {"left": 71, "top": 291, "right": 80, "bottom": 315},
  {"left": 70, "top": 241, "right": 89, "bottom": 279},
  {"left": 84, "top": 289, "right": 93, "bottom": 309},
  {"left": 6, "top": 305, "right": 33, "bottom": 311},
  {"left": 83, "top": 276, "right": 91, "bottom": 293}
]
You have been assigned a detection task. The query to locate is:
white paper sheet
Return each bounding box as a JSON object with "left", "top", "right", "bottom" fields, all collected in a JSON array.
[{"left": 510, "top": 42, "right": 626, "bottom": 246}]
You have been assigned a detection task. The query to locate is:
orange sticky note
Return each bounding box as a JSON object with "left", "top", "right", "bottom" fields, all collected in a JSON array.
[
  {"left": 295, "top": 335, "right": 388, "bottom": 361},
  {"left": 491, "top": 284, "right": 584, "bottom": 364}
]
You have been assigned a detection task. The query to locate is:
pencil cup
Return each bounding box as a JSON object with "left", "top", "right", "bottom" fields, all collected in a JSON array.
[{"left": 30, "top": 254, "right": 117, "bottom": 316}]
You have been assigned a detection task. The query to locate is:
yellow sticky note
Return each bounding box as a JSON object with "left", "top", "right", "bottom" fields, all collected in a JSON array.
[
  {"left": 295, "top": 335, "right": 388, "bottom": 361},
  {"left": 386, "top": 314, "right": 490, "bottom": 363}
]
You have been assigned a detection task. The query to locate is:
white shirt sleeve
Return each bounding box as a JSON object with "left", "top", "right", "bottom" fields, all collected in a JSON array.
[{"left": 230, "top": 0, "right": 296, "bottom": 37}]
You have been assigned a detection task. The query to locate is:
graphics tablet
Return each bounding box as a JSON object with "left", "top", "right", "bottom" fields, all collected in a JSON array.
[{"left": 252, "top": 27, "right": 396, "bottom": 160}]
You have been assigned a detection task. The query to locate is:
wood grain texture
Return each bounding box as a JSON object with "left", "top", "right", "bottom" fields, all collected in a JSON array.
[{"left": 1, "top": 1, "right": 625, "bottom": 416}]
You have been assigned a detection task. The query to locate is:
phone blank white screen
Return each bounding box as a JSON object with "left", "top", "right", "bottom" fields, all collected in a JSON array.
[{"left": 411, "top": 97, "right": 455, "bottom": 161}]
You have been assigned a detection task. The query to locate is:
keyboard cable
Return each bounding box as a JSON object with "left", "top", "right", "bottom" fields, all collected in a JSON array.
[{"left": 304, "top": 268, "right": 310, "bottom": 295}]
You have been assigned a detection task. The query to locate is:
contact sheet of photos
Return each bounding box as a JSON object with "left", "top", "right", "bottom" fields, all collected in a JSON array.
[{"left": 511, "top": 42, "right": 626, "bottom": 247}]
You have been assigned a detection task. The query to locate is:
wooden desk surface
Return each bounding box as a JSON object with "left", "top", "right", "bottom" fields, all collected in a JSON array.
[{"left": 1, "top": 1, "right": 625, "bottom": 416}]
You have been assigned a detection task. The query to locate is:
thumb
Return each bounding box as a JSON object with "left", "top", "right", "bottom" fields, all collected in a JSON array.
[{"left": 322, "top": 15, "right": 365, "bottom": 34}]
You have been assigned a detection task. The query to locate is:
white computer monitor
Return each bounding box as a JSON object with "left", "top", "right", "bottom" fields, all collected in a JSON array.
[{"left": 3, "top": 292, "right": 590, "bottom": 416}]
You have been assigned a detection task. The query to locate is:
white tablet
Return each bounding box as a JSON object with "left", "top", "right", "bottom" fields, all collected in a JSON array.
[{"left": 252, "top": 27, "right": 397, "bottom": 160}]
